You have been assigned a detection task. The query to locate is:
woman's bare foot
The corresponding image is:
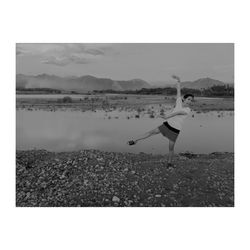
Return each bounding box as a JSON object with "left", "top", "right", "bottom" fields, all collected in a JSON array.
[
  {"left": 167, "top": 162, "right": 175, "bottom": 168},
  {"left": 127, "top": 140, "right": 137, "bottom": 146}
]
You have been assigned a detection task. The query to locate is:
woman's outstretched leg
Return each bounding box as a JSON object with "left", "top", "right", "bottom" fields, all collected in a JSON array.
[
  {"left": 128, "top": 127, "right": 160, "bottom": 145},
  {"left": 168, "top": 139, "right": 176, "bottom": 164}
]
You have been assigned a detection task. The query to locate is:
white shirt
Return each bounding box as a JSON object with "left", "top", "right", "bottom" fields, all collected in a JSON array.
[{"left": 167, "top": 97, "right": 191, "bottom": 130}]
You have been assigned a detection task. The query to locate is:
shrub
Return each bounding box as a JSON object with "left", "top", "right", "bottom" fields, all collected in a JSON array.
[{"left": 62, "top": 96, "right": 73, "bottom": 103}]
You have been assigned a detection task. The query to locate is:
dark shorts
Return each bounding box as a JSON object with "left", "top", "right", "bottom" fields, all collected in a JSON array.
[{"left": 158, "top": 121, "right": 180, "bottom": 142}]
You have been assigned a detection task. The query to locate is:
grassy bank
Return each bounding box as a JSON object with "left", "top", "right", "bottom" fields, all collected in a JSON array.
[{"left": 16, "top": 149, "right": 234, "bottom": 207}]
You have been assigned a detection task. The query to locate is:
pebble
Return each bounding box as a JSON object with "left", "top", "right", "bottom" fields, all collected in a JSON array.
[
  {"left": 83, "top": 180, "right": 89, "bottom": 185},
  {"left": 112, "top": 196, "right": 120, "bottom": 202}
]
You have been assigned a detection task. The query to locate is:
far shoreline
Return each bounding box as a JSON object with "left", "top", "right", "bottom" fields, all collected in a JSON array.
[{"left": 16, "top": 94, "right": 234, "bottom": 112}]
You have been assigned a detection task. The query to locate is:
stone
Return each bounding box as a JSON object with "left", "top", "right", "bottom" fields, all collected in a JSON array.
[{"left": 112, "top": 196, "right": 120, "bottom": 202}]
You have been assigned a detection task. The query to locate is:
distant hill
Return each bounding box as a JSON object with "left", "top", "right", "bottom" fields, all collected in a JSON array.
[
  {"left": 150, "top": 77, "right": 230, "bottom": 90},
  {"left": 16, "top": 74, "right": 151, "bottom": 92},
  {"left": 182, "top": 78, "right": 227, "bottom": 89},
  {"left": 149, "top": 81, "right": 174, "bottom": 88}
]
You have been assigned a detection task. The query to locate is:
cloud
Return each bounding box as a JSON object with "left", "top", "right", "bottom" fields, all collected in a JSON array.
[
  {"left": 42, "top": 56, "right": 71, "bottom": 66},
  {"left": 16, "top": 43, "right": 116, "bottom": 66},
  {"left": 85, "top": 48, "right": 104, "bottom": 56},
  {"left": 16, "top": 50, "right": 22, "bottom": 55},
  {"left": 42, "top": 55, "right": 94, "bottom": 66},
  {"left": 69, "top": 55, "right": 94, "bottom": 64},
  {"left": 16, "top": 46, "right": 29, "bottom": 56}
]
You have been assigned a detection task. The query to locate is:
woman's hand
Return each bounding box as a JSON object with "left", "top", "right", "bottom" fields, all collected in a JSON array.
[{"left": 172, "top": 75, "right": 181, "bottom": 83}]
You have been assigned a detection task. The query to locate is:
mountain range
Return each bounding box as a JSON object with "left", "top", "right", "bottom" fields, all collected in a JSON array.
[
  {"left": 150, "top": 78, "right": 232, "bottom": 89},
  {"left": 182, "top": 78, "right": 232, "bottom": 89},
  {"left": 16, "top": 74, "right": 231, "bottom": 92},
  {"left": 16, "top": 74, "right": 151, "bottom": 92}
]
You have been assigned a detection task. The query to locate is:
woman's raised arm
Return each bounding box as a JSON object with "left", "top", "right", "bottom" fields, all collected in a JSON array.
[{"left": 172, "top": 75, "right": 181, "bottom": 99}]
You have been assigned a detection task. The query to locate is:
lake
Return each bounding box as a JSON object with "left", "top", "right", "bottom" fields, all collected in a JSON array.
[{"left": 16, "top": 109, "right": 234, "bottom": 154}]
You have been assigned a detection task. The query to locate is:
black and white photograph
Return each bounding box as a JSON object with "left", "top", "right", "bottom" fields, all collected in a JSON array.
[
  {"left": 16, "top": 43, "right": 234, "bottom": 207},
  {"left": 2, "top": 0, "right": 250, "bottom": 249}
]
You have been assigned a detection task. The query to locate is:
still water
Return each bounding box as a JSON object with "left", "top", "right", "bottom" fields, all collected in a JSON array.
[{"left": 16, "top": 109, "right": 234, "bottom": 154}]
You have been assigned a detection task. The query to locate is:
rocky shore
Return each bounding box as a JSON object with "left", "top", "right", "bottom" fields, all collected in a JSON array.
[{"left": 16, "top": 149, "right": 234, "bottom": 207}]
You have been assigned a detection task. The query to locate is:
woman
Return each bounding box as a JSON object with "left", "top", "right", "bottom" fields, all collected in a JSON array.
[{"left": 127, "top": 75, "right": 194, "bottom": 167}]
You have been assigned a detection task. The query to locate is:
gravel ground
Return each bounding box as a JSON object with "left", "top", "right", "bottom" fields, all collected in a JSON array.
[{"left": 16, "top": 149, "right": 234, "bottom": 207}]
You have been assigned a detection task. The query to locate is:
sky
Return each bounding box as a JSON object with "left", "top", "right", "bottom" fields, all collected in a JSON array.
[{"left": 16, "top": 43, "right": 234, "bottom": 83}]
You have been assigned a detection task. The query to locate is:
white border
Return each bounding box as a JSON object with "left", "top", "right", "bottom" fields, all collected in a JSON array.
[{"left": 1, "top": 0, "right": 249, "bottom": 250}]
